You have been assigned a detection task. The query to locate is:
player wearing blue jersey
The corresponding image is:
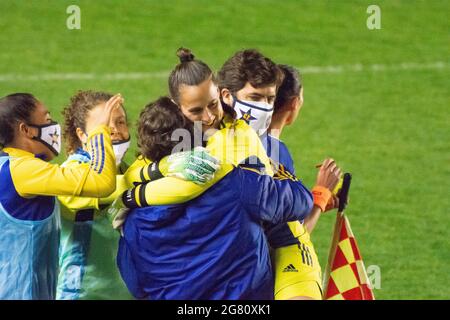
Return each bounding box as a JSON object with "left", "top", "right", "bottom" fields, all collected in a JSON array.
[{"left": 218, "top": 52, "right": 342, "bottom": 300}]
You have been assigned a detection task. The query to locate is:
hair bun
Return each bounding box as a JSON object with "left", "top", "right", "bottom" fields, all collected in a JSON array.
[{"left": 176, "top": 47, "right": 195, "bottom": 63}]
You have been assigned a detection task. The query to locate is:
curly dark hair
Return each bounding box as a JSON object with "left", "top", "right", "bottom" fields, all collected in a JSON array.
[
  {"left": 217, "top": 49, "right": 284, "bottom": 94},
  {"left": 62, "top": 90, "right": 113, "bottom": 155},
  {"left": 138, "top": 97, "right": 195, "bottom": 162}
]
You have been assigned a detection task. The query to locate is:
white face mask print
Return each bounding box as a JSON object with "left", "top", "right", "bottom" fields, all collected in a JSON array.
[
  {"left": 28, "top": 121, "right": 62, "bottom": 156},
  {"left": 112, "top": 138, "right": 130, "bottom": 166},
  {"left": 232, "top": 96, "right": 274, "bottom": 136}
]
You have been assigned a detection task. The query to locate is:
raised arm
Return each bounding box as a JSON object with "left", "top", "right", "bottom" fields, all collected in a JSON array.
[
  {"left": 11, "top": 94, "right": 124, "bottom": 198},
  {"left": 11, "top": 125, "right": 116, "bottom": 198},
  {"left": 58, "top": 174, "right": 129, "bottom": 212},
  {"left": 304, "top": 158, "right": 342, "bottom": 233}
]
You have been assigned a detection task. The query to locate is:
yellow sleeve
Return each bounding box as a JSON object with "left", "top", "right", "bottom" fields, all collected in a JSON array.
[
  {"left": 58, "top": 175, "right": 128, "bottom": 212},
  {"left": 207, "top": 119, "right": 273, "bottom": 176},
  {"left": 121, "top": 118, "right": 272, "bottom": 207},
  {"left": 98, "top": 174, "right": 128, "bottom": 204},
  {"left": 123, "top": 155, "right": 173, "bottom": 188},
  {"left": 10, "top": 125, "right": 116, "bottom": 198},
  {"left": 124, "top": 163, "right": 234, "bottom": 207},
  {"left": 123, "top": 156, "right": 152, "bottom": 188},
  {"left": 123, "top": 153, "right": 233, "bottom": 206}
]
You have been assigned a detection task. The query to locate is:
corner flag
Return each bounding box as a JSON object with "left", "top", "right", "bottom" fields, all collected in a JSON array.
[{"left": 323, "top": 173, "right": 375, "bottom": 300}]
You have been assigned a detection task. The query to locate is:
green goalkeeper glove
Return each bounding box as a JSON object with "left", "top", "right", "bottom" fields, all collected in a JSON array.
[{"left": 160, "top": 147, "right": 220, "bottom": 185}]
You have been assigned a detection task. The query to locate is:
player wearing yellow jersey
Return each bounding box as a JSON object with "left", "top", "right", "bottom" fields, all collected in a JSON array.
[
  {"left": 0, "top": 92, "right": 118, "bottom": 299},
  {"left": 267, "top": 65, "right": 323, "bottom": 299},
  {"left": 57, "top": 91, "right": 133, "bottom": 300},
  {"left": 268, "top": 65, "right": 342, "bottom": 300},
  {"left": 107, "top": 48, "right": 275, "bottom": 229}
]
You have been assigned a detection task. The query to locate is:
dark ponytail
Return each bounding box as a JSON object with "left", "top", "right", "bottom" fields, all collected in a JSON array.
[
  {"left": 274, "top": 65, "right": 302, "bottom": 112},
  {"left": 168, "top": 47, "right": 213, "bottom": 104},
  {"left": 0, "top": 93, "right": 38, "bottom": 149},
  {"left": 177, "top": 48, "right": 195, "bottom": 63}
]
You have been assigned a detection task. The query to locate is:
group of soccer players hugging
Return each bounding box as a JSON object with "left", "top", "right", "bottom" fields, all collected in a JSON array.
[{"left": 0, "top": 48, "right": 343, "bottom": 300}]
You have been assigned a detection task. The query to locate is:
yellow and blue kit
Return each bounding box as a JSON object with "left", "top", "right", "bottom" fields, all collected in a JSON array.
[
  {"left": 56, "top": 148, "right": 132, "bottom": 300},
  {"left": 261, "top": 133, "right": 323, "bottom": 300},
  {"left": 0, "top": 125, "right": 116, "bottom": 300}
]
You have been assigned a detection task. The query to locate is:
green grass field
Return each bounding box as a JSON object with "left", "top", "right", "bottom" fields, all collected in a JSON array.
[{"left": 0, "top": 0, "right": 448, "bottom": 299}]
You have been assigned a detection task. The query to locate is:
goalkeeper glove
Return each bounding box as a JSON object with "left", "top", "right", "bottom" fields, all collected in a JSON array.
[{"left": 158, "top": 147, "right": 220, "bottom": 184}]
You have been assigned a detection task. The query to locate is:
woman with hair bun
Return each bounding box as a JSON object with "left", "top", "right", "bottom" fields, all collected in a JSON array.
[
  {"left": 116, "top": 95, "right": 313, "bottom": 299},
  {"left": 111, "top": 48, "right": 274, "bottom": 218}
]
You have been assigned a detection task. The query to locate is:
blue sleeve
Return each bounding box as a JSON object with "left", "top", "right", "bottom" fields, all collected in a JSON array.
[{"left": 239, "top": 168, "right": 313, "bottom": 225}]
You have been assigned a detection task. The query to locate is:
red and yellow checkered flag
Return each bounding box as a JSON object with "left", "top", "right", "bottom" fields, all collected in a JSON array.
[
  {"left": 323, "top": 212, "right": 375, "bottom": 300},
  {"left": 322, "top": 173, "right": 375, "bottom": 300}
]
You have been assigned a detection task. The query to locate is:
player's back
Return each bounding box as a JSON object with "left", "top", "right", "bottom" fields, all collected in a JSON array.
[
  {"left": 117, "top": 168, "right": 274, "bottom": 300},
  {"left": 117, "top": 160, "right": 312, "bottom": 300}
]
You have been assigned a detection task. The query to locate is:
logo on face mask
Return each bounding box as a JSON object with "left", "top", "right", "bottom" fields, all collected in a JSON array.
[
  {"left": 240, "top": 109, "right": 257, "bottom": 123},
  {"left": 28, "top": 121, "right": 62, "bottom": 156},
  {"left": 232, "top": 96, "right": 274, "bottom": 136},
  {"left": 113, "top": 138, "right": 131, "bottom": 166}
]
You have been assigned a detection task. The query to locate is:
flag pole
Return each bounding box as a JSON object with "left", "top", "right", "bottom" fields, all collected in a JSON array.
[{"left": 322, "top": 173, "right": 352, "bottom": 298}]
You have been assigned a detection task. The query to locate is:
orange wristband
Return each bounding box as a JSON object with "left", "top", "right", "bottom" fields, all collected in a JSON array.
[{"left": 312, "top": 186, "right": 332, "bottom": 212}]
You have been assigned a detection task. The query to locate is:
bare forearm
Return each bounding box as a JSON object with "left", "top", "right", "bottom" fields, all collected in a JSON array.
[{"left": 304, "top": 205, "right": 323, "bottom": 234}]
